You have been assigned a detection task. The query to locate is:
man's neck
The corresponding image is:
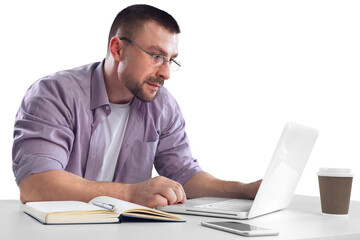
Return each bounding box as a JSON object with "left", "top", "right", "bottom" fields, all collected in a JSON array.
[{"left": 103, "top": 58, "right": 133, "bottom": 104}]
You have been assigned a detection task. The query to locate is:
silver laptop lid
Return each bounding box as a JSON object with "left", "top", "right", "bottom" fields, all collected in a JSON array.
[{"left": 248, "top": 122, "right": 319, "bottom": 218}]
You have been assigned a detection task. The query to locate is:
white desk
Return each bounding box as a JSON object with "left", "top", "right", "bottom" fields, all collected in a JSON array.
[{"left": 1, "top": 195, "right": 360, "bottom": 240}]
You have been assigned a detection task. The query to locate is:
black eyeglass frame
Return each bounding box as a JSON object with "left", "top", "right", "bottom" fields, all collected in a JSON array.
[{"left": 119, "top": 37, "right": 181, "bottom": 71}]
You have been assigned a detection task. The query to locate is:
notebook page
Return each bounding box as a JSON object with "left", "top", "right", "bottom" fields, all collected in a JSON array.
[
  {"left": 90, "top": 196, "right": 149, "bottom": 213},
  {"left": 27, "top": 201, "right": 103, "bottom": 213}
]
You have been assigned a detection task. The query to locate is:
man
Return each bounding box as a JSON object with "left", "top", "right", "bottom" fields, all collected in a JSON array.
[{"left": 12, "top": 4, "right": 260, "bottom": 208}]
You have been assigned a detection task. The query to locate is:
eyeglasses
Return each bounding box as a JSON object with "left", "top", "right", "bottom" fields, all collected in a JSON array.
[{"left": 119, "top": 37, "right": 181, "bottom": 71}]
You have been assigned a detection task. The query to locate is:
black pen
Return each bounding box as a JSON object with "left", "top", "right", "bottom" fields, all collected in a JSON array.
[{"left": 92, "top": 201, "right": 116, "bottom": 211}]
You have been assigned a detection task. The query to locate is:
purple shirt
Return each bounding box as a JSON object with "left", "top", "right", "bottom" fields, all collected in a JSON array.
[{"left": 12, "top": 61, "right": 202, "bottom": 185}]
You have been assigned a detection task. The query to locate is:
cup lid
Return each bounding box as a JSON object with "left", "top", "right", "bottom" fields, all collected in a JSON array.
[{"left": 317, "top": 168, "right": 353, "bottom": 177}]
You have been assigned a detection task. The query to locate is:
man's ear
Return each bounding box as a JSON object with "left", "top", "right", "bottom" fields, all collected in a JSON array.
[{"left": 109, "top": 37, "right": 123, "bottom": 62}]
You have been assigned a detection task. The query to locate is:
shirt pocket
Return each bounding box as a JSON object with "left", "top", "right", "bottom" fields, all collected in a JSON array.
[{"left": 127, "top": 139, "right": 159, "bottom": 182}]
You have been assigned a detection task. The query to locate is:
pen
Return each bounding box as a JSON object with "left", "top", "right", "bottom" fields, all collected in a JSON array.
[{"left": 92, "top": 201, "right": 116, "bottom": 211}]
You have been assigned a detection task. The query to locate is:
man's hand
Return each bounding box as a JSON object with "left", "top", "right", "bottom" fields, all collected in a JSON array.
[
  {"left": 125, "top": 176, "right": 186, "bottom": 208},
  {"left": 241, "top": 179, "right": 262, "bottom": 199}
]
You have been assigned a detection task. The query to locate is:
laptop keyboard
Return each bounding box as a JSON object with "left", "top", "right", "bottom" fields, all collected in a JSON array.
[{"left": 193, "top": 199, "right": 253, "bottom": 212}]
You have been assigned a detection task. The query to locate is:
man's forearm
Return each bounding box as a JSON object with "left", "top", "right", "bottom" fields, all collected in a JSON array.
[
  {"left": 18, "top": 170, "right": 187, "bottom": 208},
  {"left": 183, "top": 171, "right": 261, "bottom": 200},
  {"left": 19, "top": 170, "right": 130, "bottom": 203}
]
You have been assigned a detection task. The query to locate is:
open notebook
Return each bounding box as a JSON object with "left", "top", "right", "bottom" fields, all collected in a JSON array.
[{"left": 24, "top": 196, "right": 185, "bottom": 224}]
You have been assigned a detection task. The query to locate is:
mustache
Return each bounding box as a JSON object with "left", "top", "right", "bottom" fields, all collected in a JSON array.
[{"left": 145, "top": 77, "right": 164, "bottom": 86}]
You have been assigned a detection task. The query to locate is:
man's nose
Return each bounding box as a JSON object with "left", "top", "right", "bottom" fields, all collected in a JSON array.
[{"left": 156, "top": 62, "right": 171, "bottom": 80}]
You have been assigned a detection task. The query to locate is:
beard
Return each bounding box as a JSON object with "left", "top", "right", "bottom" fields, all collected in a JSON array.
[{"left": 121, "top": 72, "right": 164, "bottom": 102}]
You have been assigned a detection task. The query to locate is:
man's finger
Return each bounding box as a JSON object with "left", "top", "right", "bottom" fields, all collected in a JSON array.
[
  {"left": 158, "top": 187, "right": 178, "bottom": 205},
  {"left": 151, "top": 194, "right": 169, "bottom": 207},
  {"left": 174, "top": 184, "right": 186, "bottom": 204}
]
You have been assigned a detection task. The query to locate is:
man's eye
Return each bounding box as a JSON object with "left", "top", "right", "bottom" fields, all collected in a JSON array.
[{"left": 152, "top": 55, "right": 162, "bottom": 59}]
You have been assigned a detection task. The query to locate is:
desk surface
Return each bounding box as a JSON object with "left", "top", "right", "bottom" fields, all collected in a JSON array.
[{"left": 1, "top": 195, "right": 360, "bottom": 240}]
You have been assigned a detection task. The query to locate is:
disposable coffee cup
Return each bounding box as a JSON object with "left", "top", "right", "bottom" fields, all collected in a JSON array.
[{"left": 318, "top": 168, "right": 353, "bottom": 215}]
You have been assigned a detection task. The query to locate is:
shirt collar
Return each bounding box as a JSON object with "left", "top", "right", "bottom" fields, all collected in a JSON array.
[{"left": 90, "top": 59, "right": 110, "bottom": 110}]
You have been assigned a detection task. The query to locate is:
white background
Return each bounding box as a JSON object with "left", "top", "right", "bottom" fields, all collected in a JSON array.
[{"left": 1, "top": 0, "right": 359, "bottom": 201}]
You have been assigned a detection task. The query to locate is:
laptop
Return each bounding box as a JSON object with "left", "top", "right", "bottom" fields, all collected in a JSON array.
[{"left": 156, "top": 122, "right": 319, "bottom": 219}]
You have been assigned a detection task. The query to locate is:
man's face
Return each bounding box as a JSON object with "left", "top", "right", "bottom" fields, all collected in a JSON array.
[{"left": 118, "top": 21, "right": 179, "bottom": 102}]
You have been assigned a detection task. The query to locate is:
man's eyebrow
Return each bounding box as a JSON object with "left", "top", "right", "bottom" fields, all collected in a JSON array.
[{"left": 147, "top": 45, "right": 178, "bottom": 59}]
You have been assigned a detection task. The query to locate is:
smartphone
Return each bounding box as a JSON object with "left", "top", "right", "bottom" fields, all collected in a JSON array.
[{"left": 201, "top": 221, "right": 279, "bottom": 237}]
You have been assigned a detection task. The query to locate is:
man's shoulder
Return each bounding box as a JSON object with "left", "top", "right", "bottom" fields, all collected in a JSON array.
[
  {"left": 147, "top": 87, "right": 179, "bottom": 113},
  {"left": 154, "top": 87, "right": 177, "bottom": 105},
  {"left": 33, "top": 62, "right": 101, "bottom": 91},
  {"left": 142, "top": 87, "right": 182, "bottom": 124}
]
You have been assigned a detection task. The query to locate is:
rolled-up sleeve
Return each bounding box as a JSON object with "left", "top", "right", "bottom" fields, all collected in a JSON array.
[
  {"left": 12, "top": 78, "right": 74, "bottom": 184},
  {"left": 154, "top": 91, "right": 202, "bottom": 185}
]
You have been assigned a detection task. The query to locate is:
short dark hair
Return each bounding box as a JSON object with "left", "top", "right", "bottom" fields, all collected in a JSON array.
[{"left": 107, "top": 4, "right": 180, "bottom": 50}]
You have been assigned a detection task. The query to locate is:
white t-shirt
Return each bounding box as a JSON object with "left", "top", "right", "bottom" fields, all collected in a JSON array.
[{"left": 96, "top": 102, "right": 130, "bottom": 181}]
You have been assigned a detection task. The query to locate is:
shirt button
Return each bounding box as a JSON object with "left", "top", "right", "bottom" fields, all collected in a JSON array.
[
  {"left": 91, "top": 123, "right": 95, "bottom": 128},
  {"left": 105, "top": 106, "right": 110, "bottom": 111}
]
